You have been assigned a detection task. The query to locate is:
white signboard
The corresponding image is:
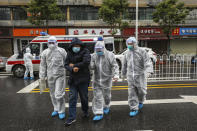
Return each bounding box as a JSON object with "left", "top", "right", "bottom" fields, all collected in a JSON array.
[{"left": 68, "top": 28, "right": 121, "bottom": 36}]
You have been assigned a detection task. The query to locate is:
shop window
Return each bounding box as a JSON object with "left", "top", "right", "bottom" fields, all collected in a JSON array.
[
  {"left": 48, "top": 6, "right": 67, "bottom": 21},
  {"left": 187, "top": 9, "right": 197, "bottom": 20},
  {"left": 0, "top": 8, "right": 11, "bottom": 20},
  {"left": 125, "top": 8, "right": 136, "bottom": 20},
  {"left": 13, "top": 7, "right": 27, "bottom": 20},
  {"left": 139, "top": 8, "right": 146, "bottom": 20},
  {"left": 124, "top": 8, "right": 155, "bottom": 20},
  {"left": 70, "top": 6, "right": 98, "bottom": 20},
  {"left": 146, "top": 8, "right": 154, "bottom": 20}
]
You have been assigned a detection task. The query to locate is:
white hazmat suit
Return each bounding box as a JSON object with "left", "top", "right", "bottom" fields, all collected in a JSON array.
[
  {"left": 91, "top": 41, "right": 119, "bottom": 115},
  {"left": 121, "top": 37, "right": 153, "bottom": 111},
  {"left": 39, "top": 36, "right": 67, "bottom": 117},
  {"left": 24, "top": 48, "right": 34, "bottom": 79}
]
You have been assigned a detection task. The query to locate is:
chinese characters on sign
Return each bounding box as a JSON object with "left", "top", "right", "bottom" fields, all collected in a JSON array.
[
  {"left": 13, "top": 28, "right": 66, "bottom": 36},
  {"left": 69, "top": 28, "right": 121, "bottom": 35},
  {"left": 123, "top": 28, "right": 163, "bottom": 36},
  {"left": 172, "top": 28, "right": 180, "bottom": 35},
  {"left": 139, "top": 29, "right": 161, "bottom": 34},
  {"left": 30, "top": 30, "right": 47, "bottom": 35},
  {"left": 180, "top": 28, "right": 197, "bottom": 35}
]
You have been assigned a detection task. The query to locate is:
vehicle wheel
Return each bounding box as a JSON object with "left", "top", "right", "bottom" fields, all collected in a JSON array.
[{"left": 13, "top": 65, "right": 25, "bottom": 78}]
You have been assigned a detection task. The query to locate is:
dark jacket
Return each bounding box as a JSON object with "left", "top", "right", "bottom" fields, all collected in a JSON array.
[{"left": 64, "top": 38, "right": 91, "bottom": 85}]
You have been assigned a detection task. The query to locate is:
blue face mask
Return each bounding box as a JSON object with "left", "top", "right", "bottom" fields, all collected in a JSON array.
[
  {"left": 96, "top": 51, "right": 104, "bottom": 56},
  {"left": 72, "top": 47, "right": 80, "bottom": 53},
  {"left": 128, "top": 45, "right": 134, "bottom": 50}
]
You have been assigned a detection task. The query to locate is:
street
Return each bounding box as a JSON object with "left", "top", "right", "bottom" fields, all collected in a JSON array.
[{"left": 1, "top": 75, "right": 197, "bottom": 131}]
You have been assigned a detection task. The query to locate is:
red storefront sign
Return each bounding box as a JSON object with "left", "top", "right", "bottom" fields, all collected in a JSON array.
[
  {"left": 69, "top": 28, "right": 121, "bottom": 35},
  {"left": 13, "top": 28, "right": 66, "bottom": 37},
  {"left": 172, "top": 28, "right": 180, "bottom": 35},
  {"left": 123, "top": 28, "right": 164, "bottom": 36}
]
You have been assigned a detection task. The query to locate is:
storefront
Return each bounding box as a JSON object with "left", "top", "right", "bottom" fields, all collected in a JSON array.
[
  {"left": 123, "top": 27, "right": 168, "bottom": 55},
  {"left": 0, "top": 28, "right": 13, "bottom": 57},
  {"left": 13, "top": 28, "right": 66, "bottom": 54},
  {"left": 171, "top": 28, "right": 197, "bottom": 55}
]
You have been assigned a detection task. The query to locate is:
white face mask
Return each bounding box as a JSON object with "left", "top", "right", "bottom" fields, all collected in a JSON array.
[{"left": 48, "top": 44, "right": 56, "bottom": 50}]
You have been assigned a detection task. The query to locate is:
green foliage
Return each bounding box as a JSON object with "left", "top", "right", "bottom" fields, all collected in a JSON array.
[
  {"left": 27, "top": 0, "right": 65, "bottom": 27},
  {"left": 120, "top": 21, "right": 129, "bottom": 31},
  {"left": 153, "top": 0, "right": 189, "bottom": 36},
  {"left": 99, "top": 0, "right": 129, "bottom": 35}
]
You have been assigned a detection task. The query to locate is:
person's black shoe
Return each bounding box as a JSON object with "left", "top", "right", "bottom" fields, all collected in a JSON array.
[{"left": 64, "top": 119, "right": 76, "bottom": 126}]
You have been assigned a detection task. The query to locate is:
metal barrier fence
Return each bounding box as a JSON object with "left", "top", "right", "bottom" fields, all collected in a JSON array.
[{"left": 148, "top": 54, "right": 197, "bottom": 82}]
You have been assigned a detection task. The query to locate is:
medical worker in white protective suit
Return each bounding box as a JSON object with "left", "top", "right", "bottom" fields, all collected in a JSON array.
[
  {"left": 121, "top": 37, "right": 153, "bottom": 117},
  {"left": 24, "top": 47, "right": 34, "bottom": 80},
  {"left": 39, "top": 36, "right": 67, "bottom": 120},
  {"left": 91, "top": 37, "right": 119, "bottom": 121}
]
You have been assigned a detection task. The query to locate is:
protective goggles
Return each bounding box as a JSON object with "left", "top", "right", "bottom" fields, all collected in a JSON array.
[
  {"left": 48, "top": 40, "right": 57, "bottom": 44},
  {"left": 95, "top": 46, "right": 104, "bottom": 52},
  {"left": 127, "top": 42, "right": 135, "bottom": 45}
]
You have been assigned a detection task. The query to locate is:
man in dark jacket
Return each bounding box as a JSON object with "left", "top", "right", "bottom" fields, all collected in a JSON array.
[{"left": 64, "top": 37, "right": 91, "bottom": 126}]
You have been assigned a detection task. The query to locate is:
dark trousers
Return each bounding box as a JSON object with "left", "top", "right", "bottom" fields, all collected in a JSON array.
[{"left": 68, "top": 82, "right": 89, "bottom": 120}]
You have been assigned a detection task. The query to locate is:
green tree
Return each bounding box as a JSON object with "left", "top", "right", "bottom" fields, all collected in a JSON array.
[
  {"left": 27, "top": 0, "right": 65, "bottom": 33},
  {"left": 153, "top": 0, "right": 189, "bottom": 54},
  {"left": 99, "top": 0, "right": 129, "bottom": 36}
]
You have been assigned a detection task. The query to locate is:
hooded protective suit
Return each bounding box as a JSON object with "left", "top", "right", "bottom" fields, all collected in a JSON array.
[
  {"left": 24, "top": 48, "right": 34, "bottom": 78},
  {"left": 39, "top": 36, "right": 67, "bottom": 114},
  {"left": 121, "top": 37, "right": 153, "bottom": 111},
  {"left": 91, "top": 41, "right": 119, "bottom": 115}
]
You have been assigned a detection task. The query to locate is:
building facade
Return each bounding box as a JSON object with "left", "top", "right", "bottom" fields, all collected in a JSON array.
[{"left": 0, "top": 0, "right": 197, "bottom": 56}]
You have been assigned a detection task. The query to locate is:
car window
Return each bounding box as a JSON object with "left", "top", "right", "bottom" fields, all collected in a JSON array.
[
  {"left": 42, "top": 43, "right": 48, "bottom": 51},
  {"left": 30, "top": 43, "right": 40, "bottom": 56}
]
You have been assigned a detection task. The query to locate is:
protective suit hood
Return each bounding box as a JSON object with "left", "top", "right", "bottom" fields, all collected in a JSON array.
[
  {"left": 48, "top": 36, "right": 57, "bottom": 43},
  {"left": 68, "top": 37, "right": 84, "bottom": 51},
  {"left": 95, "top": 41, "right": 105, "bottom": 48},
  {"left": 126, "top": 37, "right": 138, "bottom": 48},
  {"left": 26, "top": 48, "right": 31, "bottom": 53},
  {"left": 48, "top": 36, "right": 58, "bottom": 50},
  {"left": 94, "top": 41, "right": 106, "bottom": 54}
]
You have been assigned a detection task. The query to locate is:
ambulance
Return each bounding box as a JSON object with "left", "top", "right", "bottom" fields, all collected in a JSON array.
[{"left": 6, "top": 35, "right": 115, "bottom": 78}]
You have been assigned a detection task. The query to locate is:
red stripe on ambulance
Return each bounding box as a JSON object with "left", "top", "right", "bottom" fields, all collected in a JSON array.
[
  {"left": 31, "top": 39, "right": 94, "bottom": 43},
  {"left": 7, "top": 60, "right": 40, "bottom": 65}
]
